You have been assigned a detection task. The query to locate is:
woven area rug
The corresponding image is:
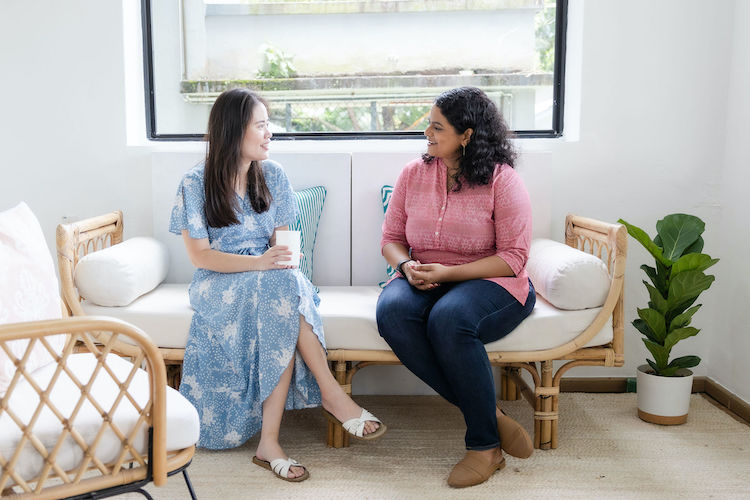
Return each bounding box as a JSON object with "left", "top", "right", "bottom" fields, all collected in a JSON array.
[{"left": 127, "top": 394, "right": 750, "bottom": 499}]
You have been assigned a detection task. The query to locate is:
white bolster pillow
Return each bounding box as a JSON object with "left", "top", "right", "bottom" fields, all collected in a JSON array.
[
  {"left": 526, "top": 238, "right": 611, "bottom": 310},
  {"left": 74, "top": 237, "right": 169, "bottom": 307}
]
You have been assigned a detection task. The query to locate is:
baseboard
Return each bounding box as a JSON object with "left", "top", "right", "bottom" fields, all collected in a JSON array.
[
  {"left": 703, "top": 378, "right": 750, "bottom": 425},
  {"left": 559, "top": 376, "right": 706, "bottom": 393},
  {"left": 559, "top": 376, "right": 748, "bottom": 426}
]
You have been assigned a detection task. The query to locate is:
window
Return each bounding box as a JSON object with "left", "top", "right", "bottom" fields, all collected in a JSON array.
[{"left": 142, "top": 0, "right": 567, "bottom": 139}]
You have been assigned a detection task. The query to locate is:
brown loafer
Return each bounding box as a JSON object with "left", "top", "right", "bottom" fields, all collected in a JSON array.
[
  {"left": 497, "top": 406, "right": 533, "bottom": 458},
  {"left": 447, "top": 451, "right": 506, "bottom": 488}
]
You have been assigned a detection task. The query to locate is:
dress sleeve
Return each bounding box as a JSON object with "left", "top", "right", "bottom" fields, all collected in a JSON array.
[
  {"left": 169, "top": 172, "right": 209, "bottom": 239},
  {"left": 380, "top": 165, "right": 410, "bottom": 251},
  {"left": 493, "top": 166, "right": 532, "bottom": 276},
  {"left": 272, "top": 165, "right": 298, "bottom": 228}
]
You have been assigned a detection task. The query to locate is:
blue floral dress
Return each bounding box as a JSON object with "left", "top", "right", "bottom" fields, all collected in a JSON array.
[{"left": 169, "top": 160, "right": 326, "bottom": 450}]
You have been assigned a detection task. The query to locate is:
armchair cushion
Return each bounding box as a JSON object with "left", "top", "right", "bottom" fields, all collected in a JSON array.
[
  {"left": 74, "top": 237, "right": 169, "bottom": 307},
  {"left": 0, "top": 202, "right": 63, "bottom": 396},
  {"left": 0, "top": 352, "right": 200, "bottom": 484},
  {"left": 526, "top": 238, "right": 611, "bottom": 310}
]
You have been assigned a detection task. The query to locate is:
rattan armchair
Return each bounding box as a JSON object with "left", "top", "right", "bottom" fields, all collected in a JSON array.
[{"left": 0, "top": 316, "right": 198, "bottom": 499}]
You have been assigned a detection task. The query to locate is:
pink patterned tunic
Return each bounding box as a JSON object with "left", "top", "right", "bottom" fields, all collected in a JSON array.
[{"left": 381, "top": 157, "right": 532, "bottom": 305}]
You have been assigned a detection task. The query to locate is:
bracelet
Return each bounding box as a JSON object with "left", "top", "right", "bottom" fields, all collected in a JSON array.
[{"left": 396, "top": 258, "right": 413, "bottom": 275}]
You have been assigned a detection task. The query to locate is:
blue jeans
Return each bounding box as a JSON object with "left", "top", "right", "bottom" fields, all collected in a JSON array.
[{"left": 376, "top": 278, "right": 535, "bottom": 450}]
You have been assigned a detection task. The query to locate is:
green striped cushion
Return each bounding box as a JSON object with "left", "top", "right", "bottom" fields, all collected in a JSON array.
[
  {"left": 291, "top": 186, "right": 327, "bottom": 289},
  {"left": 379, "top": 185, "right": 396, "bottom": 288}
]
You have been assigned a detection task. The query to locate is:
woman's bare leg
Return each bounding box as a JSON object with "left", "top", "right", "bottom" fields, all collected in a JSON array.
[
  {"left": 296, "top": 316, "right": 379, "bottom": 435},
  {"left": 255, "top": 356, "right": 305, "bottom": 478}
]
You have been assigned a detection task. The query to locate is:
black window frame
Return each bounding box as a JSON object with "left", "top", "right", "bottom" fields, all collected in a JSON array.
[{"left": 141, "top": 0, "right": 567, "bottom": 141}]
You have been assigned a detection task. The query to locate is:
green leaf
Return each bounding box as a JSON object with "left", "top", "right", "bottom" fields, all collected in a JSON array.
[
  {"left": 667, "top": 271, "right": 715, "bottom": 310},
  {"left": 638, "top": 308, "right": 666, "bottom": 342},
  {"left": 644, "top": 282, "right": 668, "bottom": 315},
  {"left": 668, "top": 355, "right": 701, "bottom": 369},
  {"left": 669, "top": 304, "right": 702, "bottom": 330},
  {"left": 618, "top": 219, "right": 672, "bottom": 267},
  {"left": 646, "top": 358, "right": 660, "bottom": 374},
  {"left": 666, "top": 297, "right": 699, "bottom": 326},
  {"left": 656, "top": 214, "right": 704, "bottom": 261},
  {"left": 641, "top": 265, "right": 667, "bottom": 292},
  {"left": 642, "top": 339, "right": 669, "bottom": 370},
  {"left": 664, "top": 327, "right": 699, "bottom": 352},
  {"left": 658, "top": 366, "right": 680, "bottom": 377},
  {"left": 633, "top": 319, "right": 660, "bottom": 343},
  {"left": 683, "top": 236, "right": 704, "bottom": 255},
  {"left": 671, "top": 253, "right": 719, "bottom": 277}
]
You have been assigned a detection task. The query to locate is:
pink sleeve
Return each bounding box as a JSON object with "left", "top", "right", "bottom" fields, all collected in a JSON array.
[
  {"left": 493, "top": 167, "right": 532, "bottom": 276},
  {"left": 381, "top": 166, "right": 410, "bottom": 252}
]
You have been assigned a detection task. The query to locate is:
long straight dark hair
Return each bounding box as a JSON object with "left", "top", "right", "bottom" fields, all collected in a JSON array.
[{"left": 204, "top": 88, "right": 272, "bottom": 227}]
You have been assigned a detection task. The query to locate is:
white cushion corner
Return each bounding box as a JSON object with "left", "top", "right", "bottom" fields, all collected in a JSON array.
[
  {"left": 0, "top": 202, "right": 65, "bottom": 395},
  {"left": 74, "top": 237, "right": 170, "bottom": 307}
]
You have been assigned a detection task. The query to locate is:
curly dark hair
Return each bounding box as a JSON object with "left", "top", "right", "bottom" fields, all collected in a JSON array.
[{"left": 422, "top": 86, "right": 516, "bottom": 191}]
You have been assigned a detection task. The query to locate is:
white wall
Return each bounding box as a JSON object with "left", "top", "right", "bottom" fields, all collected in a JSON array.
[
  {"left": 0, "top": 0, "right": 746, "bottom": 401},
  {"left": 712, "top": 0, "right": 750, "bottom": 404},
  {"left": 0, "top": 0, "right": 154, "bottom": 246}
]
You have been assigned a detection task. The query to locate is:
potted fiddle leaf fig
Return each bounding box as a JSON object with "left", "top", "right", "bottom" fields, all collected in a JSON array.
[{"left": 617, "top": 214, "right": 718, "bottom": 425}]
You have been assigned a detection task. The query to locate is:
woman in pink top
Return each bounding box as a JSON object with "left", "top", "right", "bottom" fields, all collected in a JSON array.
[{"left": 377, "top": 87, "right": 536, "bottom": 488}]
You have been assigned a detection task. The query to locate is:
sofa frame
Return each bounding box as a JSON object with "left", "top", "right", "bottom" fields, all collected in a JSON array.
[{"left": 57, "top": 211, "right": 626, "bottom": 451}]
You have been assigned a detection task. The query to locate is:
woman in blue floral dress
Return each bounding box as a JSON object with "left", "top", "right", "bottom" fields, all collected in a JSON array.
[{"left": 169, "top": 88, "right": 385, "bottom": 482}]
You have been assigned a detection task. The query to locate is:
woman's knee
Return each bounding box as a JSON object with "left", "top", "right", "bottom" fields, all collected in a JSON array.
[
  {"left": 376, "top": 280, "right": 421, "bottom": 339},
  {"left": 377, "top": 281, "right": 410, "bottom": 320},
  {"left": 426, "top": 302, "right": 475, "bottom": 349}
]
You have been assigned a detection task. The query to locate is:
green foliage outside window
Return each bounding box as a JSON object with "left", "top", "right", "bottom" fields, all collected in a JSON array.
[
  {"left": 535, "top": 1, "right": 556, "bottom": 73},
  {"left": 256, "top": 43, "right": 297, "bottom": 79}
]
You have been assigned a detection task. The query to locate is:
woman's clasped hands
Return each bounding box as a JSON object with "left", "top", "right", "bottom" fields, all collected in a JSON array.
[{"left": 403, "top": 261, "right": 449, "bottom": 290}]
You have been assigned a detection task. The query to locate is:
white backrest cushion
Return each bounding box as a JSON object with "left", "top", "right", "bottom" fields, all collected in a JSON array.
[
  {"left": 74, "top": 237, "right": 169, "bottom": 307},
  {"left": 526, "top": 238, "right": 611, "bottom": 311},
  {"left": 0, "top": 202, "right": 64, "bottom": 395}
]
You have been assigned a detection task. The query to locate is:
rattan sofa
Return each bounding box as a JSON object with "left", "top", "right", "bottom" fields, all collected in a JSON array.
[{"left": 57, "top": 210, "right": 626, "bottom": 451}]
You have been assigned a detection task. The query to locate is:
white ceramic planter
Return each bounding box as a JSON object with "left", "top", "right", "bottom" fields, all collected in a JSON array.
[{"left": 636, "top": 364, "right": 693, "bottom": 425}]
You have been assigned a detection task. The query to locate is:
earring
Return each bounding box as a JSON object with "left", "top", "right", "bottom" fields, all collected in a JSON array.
[{"left": 461, "top": 145, "right": 465, "bottom": 157}]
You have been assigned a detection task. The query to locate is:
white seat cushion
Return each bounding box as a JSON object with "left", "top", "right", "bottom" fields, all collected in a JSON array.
[
  {"left": 81, "top": 284, "right": 612, "bottom": 353},
  {"left": 319, "top": 286, "right": 612, "bottom": 351},
  {"left": 484, "top": 295, "right": 612, "bottom": 351},
  {"left": 81, "top": 284, "right": 192, "bottom": 349},
  {"left": 0, "top": 353, "right": 199, "bottom": 483}
]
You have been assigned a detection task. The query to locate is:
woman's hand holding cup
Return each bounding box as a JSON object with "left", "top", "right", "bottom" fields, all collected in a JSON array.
[{"left": 258, "top": 245, "right": 294, "bottom": 270}]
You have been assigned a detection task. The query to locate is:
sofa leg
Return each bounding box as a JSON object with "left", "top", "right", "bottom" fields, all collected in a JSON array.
[
  {"left": 534, "top": 361, "right": 559, "bottom": 450},
  {"left": 326, "top": 361, "right": 350, "bottom": 448},
  {"left": 499, "top": 367, "right": 520, "bottom": 401},
  {"left": 165, "top": 362, "right": 182, "bottom": 390}
]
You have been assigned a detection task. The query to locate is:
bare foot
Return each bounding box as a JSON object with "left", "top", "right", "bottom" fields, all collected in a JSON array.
[{"left": 255, "top": 440, "right": 305, "bottom": 479}]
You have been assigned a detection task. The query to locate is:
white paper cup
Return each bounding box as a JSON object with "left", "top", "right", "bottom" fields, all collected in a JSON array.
[{"left": 275, "top": 230, "right": 301, "bottom": 267}]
